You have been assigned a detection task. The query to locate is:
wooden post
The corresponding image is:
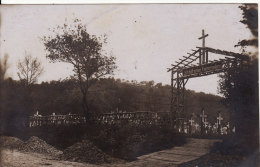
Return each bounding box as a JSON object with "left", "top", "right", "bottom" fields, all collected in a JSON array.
[
  {"left": 199, "top": 49, "right": 202, "bottom": 65},
  {"left": 170, "top": 70, "right": 174, "bottom": 127},
  {"left": 198, "top": 29, "right": 209, "bottom": 64},
  {"left": 206, "top": 51, "right": 208, "bottom": 63},
  {"left": 176, "top": 72, "right": 180, "bottom": 115}
]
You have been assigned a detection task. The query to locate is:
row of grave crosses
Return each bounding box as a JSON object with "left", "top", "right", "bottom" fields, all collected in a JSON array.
[
  {"left": 180, "top": 109, "right": 235, "bottom": 135},
  {"left": 29, "top": 111, "right": 86, "bottom": 127}
]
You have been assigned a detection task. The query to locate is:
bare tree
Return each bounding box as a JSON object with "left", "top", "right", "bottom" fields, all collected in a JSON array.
[
  {"left": 17, "top": 53, "right": 44, "bottom": 86},
  {"left": 0, "top": 54, "right": 9, "bottom": 83},
  {"left": 43, "top": 18, "right": 117, "bottom": 119}
]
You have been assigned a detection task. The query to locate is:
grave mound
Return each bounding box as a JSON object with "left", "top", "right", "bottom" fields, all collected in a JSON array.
[
  {"left": 61, "top": 139, "right": 121, "bottom": 164},
  {"left": 0, "top": 136, "right": 24, "bottom": 149},
  {"left": 18, "top": 136, "right": 62, "bottom": 156}
]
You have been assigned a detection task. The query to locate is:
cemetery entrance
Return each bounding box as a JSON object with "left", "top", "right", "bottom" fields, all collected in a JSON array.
[{"left": 168, "top": 30, "right": 249, "bottom": 134}]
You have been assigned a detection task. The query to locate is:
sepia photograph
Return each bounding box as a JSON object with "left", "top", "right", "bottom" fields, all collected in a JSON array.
[{"left": 0, "top": 3, "right": 258, "bottom": 167}]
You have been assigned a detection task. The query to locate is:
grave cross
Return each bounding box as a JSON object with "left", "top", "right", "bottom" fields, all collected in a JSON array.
[
  {"left": 194, "top": 123, "right": 199, "bottom": 129},
  {"left": 189, "top": 117, "right": 195, "bottom": 126},
  {"left": 217, "top": 113, "right": 223, "bottom": 126},
  {"left": 198, "top": 29, "right": 209, "bottom": 48},
  {"left": 200, "top": 109, "right": 207, "bottom": 123}
]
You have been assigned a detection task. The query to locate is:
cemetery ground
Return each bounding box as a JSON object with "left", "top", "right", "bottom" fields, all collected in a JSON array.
[
  {"left": 1, "top": 137, "right": 218, "bottom": 167},
  {"left": 1, "top": 124, "right": 258, "bottom": 167}
]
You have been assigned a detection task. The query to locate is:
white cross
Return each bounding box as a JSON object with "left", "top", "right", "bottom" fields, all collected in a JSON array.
[
  {"left": 195, "top": 123, "right": 199, "bottom": 129},
  {"left": 189, "top": 118, "right": 195, "bottom": 126},
  {"left": 200, "top": 109, "right": 207, "bottom": 123},
  {"left": 217, "top": 113, "right": 223, "bottom": 125},
  {"left": 208, "top": 124, "right": 212, "bottom": 129}
]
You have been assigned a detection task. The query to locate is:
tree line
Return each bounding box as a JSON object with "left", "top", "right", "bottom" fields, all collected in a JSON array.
[{"left": 0, "top": 76, "right": 229, "bottom": 132}]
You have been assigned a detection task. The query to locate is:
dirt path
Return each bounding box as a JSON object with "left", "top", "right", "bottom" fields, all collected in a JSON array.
[
  {"left": 110, "top": 138, "right": 221, "bottom": 167},
  {"left": 0, "top": 138, "right": 221, "bottom": 167}
]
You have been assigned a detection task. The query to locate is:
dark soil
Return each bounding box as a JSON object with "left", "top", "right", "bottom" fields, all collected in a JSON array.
[
  {"left": 18, "top": 136, "right": 62, "bottom": 156},
  {"left": 87, "top": 124, "right": 187, "bottom": 161},
  {"left": 2, "top": 123, "right": 187, "bottom": 164},
  {"left": 60, "top": 139, "right": 123, "bottom": 164}
]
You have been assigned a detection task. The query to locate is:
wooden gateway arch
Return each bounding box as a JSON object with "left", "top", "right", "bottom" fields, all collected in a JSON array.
[{"left": 167, "top": 30, "right": 249, "bottom": 128}]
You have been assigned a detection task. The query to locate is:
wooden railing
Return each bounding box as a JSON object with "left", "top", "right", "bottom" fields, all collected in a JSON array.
[
  {"left": 90, "top": 111, "right": 171, "bottom": 126},
  {"left": 29, "top": 114, "right": 86, "bottom": 127},
  {"left": 29, "top": 111, "right": 171, "bottom": 127}
]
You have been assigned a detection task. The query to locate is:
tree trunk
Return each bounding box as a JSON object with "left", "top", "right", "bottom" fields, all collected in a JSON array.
[
  {"left": 76, "top": 66, "right": 90, "bottom": 123},
  {"left": 82, "top": 91, "right": 90, "bottom": 123}
]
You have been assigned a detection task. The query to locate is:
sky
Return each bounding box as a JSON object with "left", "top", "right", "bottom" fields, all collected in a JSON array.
[{"left": 0, "top": 4, "right": 252, "bottom": 95}]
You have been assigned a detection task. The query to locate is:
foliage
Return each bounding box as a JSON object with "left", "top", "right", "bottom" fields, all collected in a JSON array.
[
  {"left": 235, "top": 4, "right": 258, "bottom": 48},
  {"left": 217, "top": 3, "right": 259, "bottom": 154},
  {"left": 17, "top": 53, "right": 44, "bottom": 86},
  {"left": 219, "top": 58, "right": 258, "bottom": 121},
  {"left": 43, "top": 18, "right": 117, "bottom": 118}
]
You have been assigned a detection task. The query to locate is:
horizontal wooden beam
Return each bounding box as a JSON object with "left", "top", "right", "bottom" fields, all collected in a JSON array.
[
  {"left": 196, "top": 47, "right": 249, "bottom": 60},
  {"left": 198, "top": 34, "right": 209, "bottom": 40}
]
